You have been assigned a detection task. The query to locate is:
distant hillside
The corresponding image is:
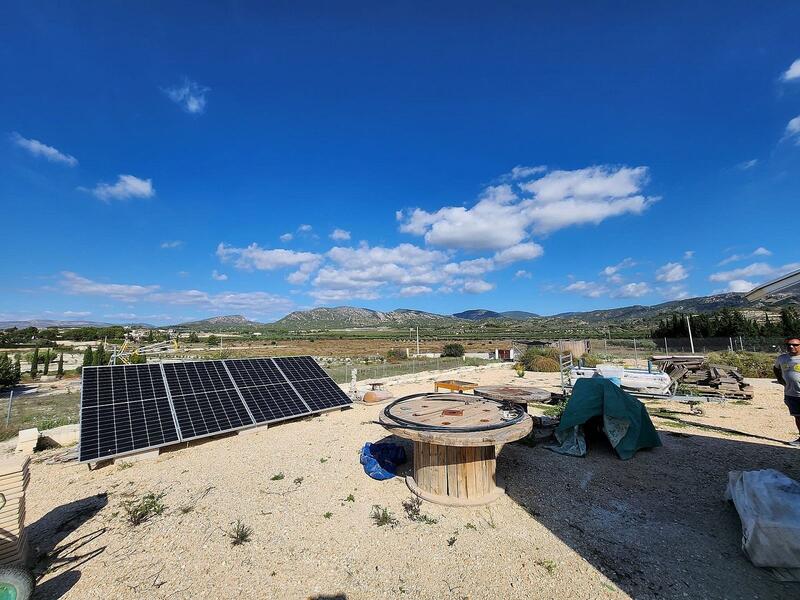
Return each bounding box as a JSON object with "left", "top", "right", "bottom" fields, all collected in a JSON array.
[
  {"left": 453, "top": 309, "right": 502, "bottom": 320},
  {"left": 554, "top": 291, "right": 799, "bottom": 324},
  {"left": 272, "top": 306, "right": 455, "bottom": 329},
  {"left": 176, "top": 315, "right": 264, "bottom": 330},
  {"left": 0, "top": 319, "right": 112, "bottom": 330},
  {"left": 453, "top": 309, "right": 540, "bottom": 321},
  {"left": 500, "top": 310, "right": 540, "bottom": 320}
]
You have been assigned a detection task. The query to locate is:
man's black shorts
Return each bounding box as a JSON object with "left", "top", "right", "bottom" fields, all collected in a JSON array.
[{"left": 785, "top": 395, "right": 800, "bottom": 416}]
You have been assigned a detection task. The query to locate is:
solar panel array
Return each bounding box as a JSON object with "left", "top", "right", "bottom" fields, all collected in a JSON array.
[{"left": 79, "top": 356, "right": 350, "bottom": 463}]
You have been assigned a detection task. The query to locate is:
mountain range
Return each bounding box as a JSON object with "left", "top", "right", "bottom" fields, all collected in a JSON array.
[{"left": 2, "top": 289, "right": 798, "bottom": 332}]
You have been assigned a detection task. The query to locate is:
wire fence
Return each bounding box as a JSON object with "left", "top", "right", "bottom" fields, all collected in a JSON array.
[
  {"left": 322, "top": 356, "right": 499, "bottom": 384},
  {"left": 587, "top": 336, "right": 787, "bottom": 362}
]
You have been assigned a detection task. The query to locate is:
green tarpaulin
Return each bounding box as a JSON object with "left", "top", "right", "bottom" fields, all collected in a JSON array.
[{"left": 548, "top": 377, "right": 662, "bottom": 460}]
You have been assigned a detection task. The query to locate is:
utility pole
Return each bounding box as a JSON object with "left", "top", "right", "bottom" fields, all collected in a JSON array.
[
  {"left": 686, "top": 315, "right": 695, "bottom": 354},
  {"left": 416, "top": 326, "right": 420, "bottom": 357}
]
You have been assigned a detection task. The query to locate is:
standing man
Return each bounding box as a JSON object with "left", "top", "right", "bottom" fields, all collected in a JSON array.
[{"left": 774, "top": 337, "right": 800, "bottom": 447}]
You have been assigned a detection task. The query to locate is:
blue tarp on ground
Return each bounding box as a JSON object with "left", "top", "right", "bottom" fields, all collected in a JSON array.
[
  {"left": 360, "top": 442, "right": 407, "bottom": 480},
  {"left": 548, "top": 377, "right": 662, "bottom": 460}
]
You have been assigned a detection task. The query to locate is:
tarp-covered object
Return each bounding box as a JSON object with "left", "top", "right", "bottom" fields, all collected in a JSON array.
[
  {"left": 548, "top": 378, "right": 661, "bottom": 459},
  {"left": 360, "top": 442, "right": 406, "bottom": 480},
  {"left": 725, "top": 469, "right": 800, "bottom": 581}
]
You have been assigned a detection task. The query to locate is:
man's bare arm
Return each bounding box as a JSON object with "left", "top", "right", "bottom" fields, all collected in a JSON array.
[{"left": 774, "top": 365, "right": 786, "bottom": 386}]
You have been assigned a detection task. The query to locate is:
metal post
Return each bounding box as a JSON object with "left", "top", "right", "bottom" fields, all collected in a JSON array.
[
  {"left": 739, "top": 336, "right": 744, "bottom": 352},
  {"left": 416, "top": 327, "right": 420, "bottom": 357},
  {"left": 633, "top": 338, "right": 639, "bottom": 366},
  {"left": 686, "top": 315, "right": 695, "bottom": 354},
  {"left": 664, "top": 337, "right": 669, "bottom": 353},
  {"left": 5, "top": 390, "right": 13, "bottom": 427}
]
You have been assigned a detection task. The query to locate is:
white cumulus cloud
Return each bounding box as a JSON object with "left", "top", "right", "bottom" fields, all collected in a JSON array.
[
  {"left": 782, "top": 58, "right": 800, "bottom": 82},
  {"left": 786, "top": 115, "right": 800, "bottom": 144},
  {"left": 330, "top": 228, "right": 351, "bottom": 241},
  {"left": 217, "top": 243, "right": 322, "bottom": 272},
  {"left": 398, "top": 165, "right": 655, "bottom": 250},
  {"left": 11, "top": 132, "right": 78, "bottom": 166},
  {"left": 161, "top": 240, "right": 183, "bottom": 249},
  {"left": 462, "top": 279, "right": 494, "bottom": 294},
  {"left": 211, "top": 270, "right": 228, "bottom": 281},
  {"left": 656, "top": 262, "right": 688, "bottom": 282},
  {"left": 87, "top": 174, "right": 155, "bottom": 201}
]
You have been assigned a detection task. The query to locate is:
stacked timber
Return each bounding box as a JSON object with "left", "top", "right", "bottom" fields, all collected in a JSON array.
[
  {"left": 0, "top": 455, "right": 30, "bottom": 565},
  {"left": 652, "top": 355, "right": 754, "bottom": 400}
]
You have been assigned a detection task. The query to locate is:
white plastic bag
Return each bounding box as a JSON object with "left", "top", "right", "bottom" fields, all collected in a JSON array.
[{"left": 725, "top": 469, "right": 800, "bottom": 581}]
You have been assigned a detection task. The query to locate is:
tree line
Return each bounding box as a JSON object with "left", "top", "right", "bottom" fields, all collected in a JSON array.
[{"left": 651, "top": 307, "right": 800, "bottom": 339}]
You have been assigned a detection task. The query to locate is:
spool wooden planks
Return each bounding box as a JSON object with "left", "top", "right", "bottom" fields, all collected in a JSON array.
[{"left": 0, "top": 455, "right": 30, "bottom": 565}]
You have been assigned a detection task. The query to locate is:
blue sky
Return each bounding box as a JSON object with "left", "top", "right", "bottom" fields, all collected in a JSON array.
[{"left": 1, "top": 2, "right": 799, "bottom": 324}]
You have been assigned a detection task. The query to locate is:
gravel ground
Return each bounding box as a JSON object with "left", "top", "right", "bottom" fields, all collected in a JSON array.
[{"left": 20, "top": 365, "right": 800, "bottom": 599}]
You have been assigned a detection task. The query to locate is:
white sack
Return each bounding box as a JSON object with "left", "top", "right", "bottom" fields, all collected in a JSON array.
[{"left": 725, "top": 469, "right": 800, "bottom": 580}]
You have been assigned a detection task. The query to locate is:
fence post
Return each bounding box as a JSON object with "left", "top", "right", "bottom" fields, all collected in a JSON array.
[
  {"left": 664, "top": 337, "right": 668, "bottom": 354},
  {"left": 633, "top": 338, "right": 639, "bottom": 366},
  {"left": 5, "top": 390, "right": 13, "bottom": 427}
]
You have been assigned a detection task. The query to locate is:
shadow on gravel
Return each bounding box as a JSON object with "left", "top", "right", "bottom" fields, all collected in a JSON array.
[
  {"left": 28, "top": 493, "right": 108, "bottom": 599},
  {"left": 500, "top": 431, "right": 800, "bottom": 599}
]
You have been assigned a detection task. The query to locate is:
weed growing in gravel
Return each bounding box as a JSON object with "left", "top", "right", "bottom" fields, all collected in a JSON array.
[
  {"left": 117, "top": 461, "right": 133, "bottom": 470},
  {"left": 178, "top": 505, "right": 194, "bottom": 514},
  {"left": 484, "top": 508, "right": 497, "bottom": 529},
  {"left": 293, "top": 477, "right": 304, "bottom": 485},
  {"left": 536, "top": 559, "right": 557, "bottom": 574},
  {"left": 270, "top": 472, "right": 285, "bottom": 481},
  {"left": 345, "top": 494, "right": 355, "bottom": 502},
  {"left": 320, "top": 457, "right": 328, "bottom": 463},
  {"left": 464, "top": 522, "right": 476, "bottom": 530},
  {"left": 228, "top": 520, "right": 253, "bottom": 546},
  {"left": 324, "top": 512, "right": 333, "bottom": 519},
  {"left": 371, "top": 505, "right": 398, "bottom": 528},
  {"left": 402, "top": 497, "right": 437, "bottom": 524},
  {"left": 447, "top": 536, "right": 457, "bottom": 546},
  {"left": 123, "top": 492, "right": 166, "bottom": 526}
]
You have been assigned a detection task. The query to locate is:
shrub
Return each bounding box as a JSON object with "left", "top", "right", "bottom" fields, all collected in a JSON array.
[
  {"left": 524, "top": 355, "right": 560, "bottom": 373},
  {"left": 520, "top": 347, "right": 560, "bottom": 369},
  {"left": 581, "top": 353, "right": 600, "bottom": 367},
  {"left": 206, "top": 335, "right": 220, "bottom": 347},
  {"left": 708, "top": 351, "right": 775, "bottom": 378},
  {"left": 123, "top": 492, "right": 166, "bottom": 526},
  {"left": 228, "top": 519, "right": 253, "bottom": 545},
  {"left": 370, "top": 505, "right": 398, "bottom": 527},
  {"left": 386, "top": 349, "right": 407, "bottom": 362},
  {"left": 441, "top": 343, "right": 465, "bottom": 358}
]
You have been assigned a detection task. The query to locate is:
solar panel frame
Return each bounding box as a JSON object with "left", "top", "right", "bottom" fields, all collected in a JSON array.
[
  {"left": 78, "top": 355, "right": 351, "bottom": 463},
  {"left": 271, "top": 356, "right": 352, "bottom": 414},
  {"left": 161, "top": 361, "right": 255, "bottom": 442},
  {"left": 78, "top": 364, "right": 181, "bottom": 463},
  {"left": 223, "top": 358, "right": 315, "bottom": 425}
]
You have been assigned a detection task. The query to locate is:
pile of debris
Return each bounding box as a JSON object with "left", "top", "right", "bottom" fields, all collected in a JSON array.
[{"left": 652, "top": 355, "right": 754, "bottom": 400}]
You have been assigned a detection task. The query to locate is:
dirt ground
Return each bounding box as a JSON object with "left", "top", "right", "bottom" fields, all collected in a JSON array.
[{"left": 19, "top": 365, "right": 800, "bottom": 599}]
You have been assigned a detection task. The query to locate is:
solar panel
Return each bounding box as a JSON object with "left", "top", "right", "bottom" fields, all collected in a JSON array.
[
  {"left": 79, "top": 364, "right": 180, "bottom": 462},
  {"left": 272, "top": 356, "right": 351, "bottom": 411},
  {"left": 225, "top": 358, "right": 311, "bottom": 424},
  {"left": 272, "top": 356, "right": 329, "bottom": 381},
  {"left": 79, "top": 355, "right": 350, "bottom": 463},
  {"left": 162, "top": 362, "right": 254, "bottom": 441}
]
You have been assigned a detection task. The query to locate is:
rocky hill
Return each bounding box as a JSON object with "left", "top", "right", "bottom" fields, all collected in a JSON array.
[
  {"left": 272, "top": 307, "right": 455, "bottom": 329},
  {"left": 176, "top": 315, "right": 264, "bottom": 330}
]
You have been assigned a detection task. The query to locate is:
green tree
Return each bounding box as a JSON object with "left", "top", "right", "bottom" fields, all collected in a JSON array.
[
  {"left": 83, "top": 347, "right": 94, "bottom": 367},
  {"left": 206, "top": 335, "right": 220, "bottom": 347},
  {"left": 0, "top": 354, "right": 20, "bottom": 388},
  {"left": 30, "top": 346, "right": 39, "bottom": 378},
  {"left": 94, "top": 343, "right": 106, "bottom": 366},
  {"left": 42, "top": 348, "right": 51, "bottom": 375},
  {"left": 56, "top": 353, "right": 64, "bottom": 378},
  {"left": 12, "top": 355, "right": 21, "bottom": 383},
  {"left": 441, "top": 343, "right": 465, "bottom": 357},
  {"left": 188, "top": 332, "right": 200, "bottom": 343}
]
